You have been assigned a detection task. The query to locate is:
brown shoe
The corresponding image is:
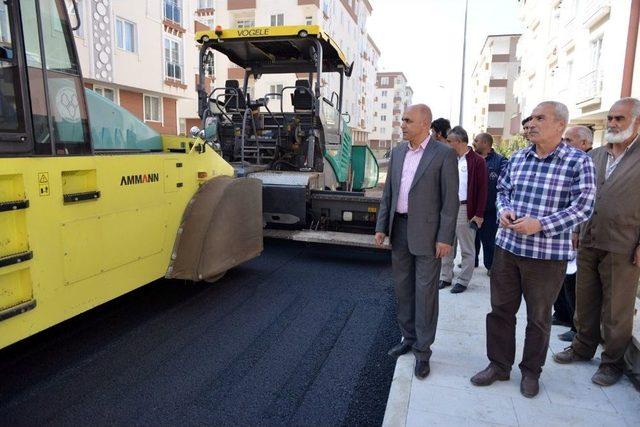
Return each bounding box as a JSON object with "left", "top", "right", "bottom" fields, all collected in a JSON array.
[
  {"left": 591, "top": 365, "right": 623, "bottom": 386},
  {"left": 553, "top": 347, "right": 590, "bottom": 364},
  {"left": 470, "top": 364, "right": 510, "bottom": 386},
  {"left": 520, "top": 375, "right": 539, "bottom": 398}
]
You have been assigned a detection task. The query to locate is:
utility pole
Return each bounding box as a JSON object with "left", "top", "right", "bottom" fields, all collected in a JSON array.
[{"left": 459, "top": 0, "right": 469, "bottom": 125}]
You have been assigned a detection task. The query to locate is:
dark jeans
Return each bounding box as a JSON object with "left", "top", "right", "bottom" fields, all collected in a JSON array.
[
  {"left": 475, "top": 211, "right": 498, "bottom": 270},
  {"left": 553, "top": 273, "right": 576, "bottom": 331},
  {"left": 486, "top": 247, "right": 567, "bottom": 378}
]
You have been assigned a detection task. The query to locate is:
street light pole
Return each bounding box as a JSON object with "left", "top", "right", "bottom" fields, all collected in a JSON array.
[{"left": 459, "top": 0, "right": 469, "bottom": 125}]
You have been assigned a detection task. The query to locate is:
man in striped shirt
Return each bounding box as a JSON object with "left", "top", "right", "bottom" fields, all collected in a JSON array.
[{"left": 470, "top": 101, "right": 596, "bottom": 398}]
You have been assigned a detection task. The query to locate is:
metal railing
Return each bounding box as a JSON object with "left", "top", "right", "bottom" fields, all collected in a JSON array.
[{"left": 577, "top": 69, "right": 602, "bottom": 103}]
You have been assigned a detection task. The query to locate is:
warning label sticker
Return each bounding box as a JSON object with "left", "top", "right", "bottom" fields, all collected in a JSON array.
[{"left": 38, "top": 172, "right": 50, "bottom": 196}]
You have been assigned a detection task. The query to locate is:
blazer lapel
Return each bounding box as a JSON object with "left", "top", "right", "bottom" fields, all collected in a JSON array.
[
  {"left": 392, "top": 142, "right": 408, "bottom": 195},
  {"left": 409, "top": 139, "right": 438, "bottom": 190}
]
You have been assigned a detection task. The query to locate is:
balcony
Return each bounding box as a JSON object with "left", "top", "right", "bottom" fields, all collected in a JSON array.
[
  {"left": 393, "top": 96, "right": 402, "bottom": 103},
  {"left": 228, "top": 0, "right": 256, "bottom": 10},
  {"left": 576, "top": 69, "right": 603, "bottom": 108},
  {"left": 582, "top": 0, "right": 610, "bottom": 29}
]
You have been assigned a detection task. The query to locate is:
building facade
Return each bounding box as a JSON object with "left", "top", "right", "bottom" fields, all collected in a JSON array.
[
  {"left": 369, "top": 72, "right": 413, "bottom": 153},
  {"left": 73, "top": 0, "right": 212, "bottom": 136},
  {"left": 211, "top": 0, "right": 379, "bottom": 144},
  {"left": 470, "top": 34, "right": 521, "bottom": 144},
  {"left": 513, "top": 0, "right": 632, "bottom": 146}
]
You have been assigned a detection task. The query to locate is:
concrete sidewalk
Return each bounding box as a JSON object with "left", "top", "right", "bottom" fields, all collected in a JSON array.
[{"left": 383, "top": 257, "right": 640, "bottom": 427}]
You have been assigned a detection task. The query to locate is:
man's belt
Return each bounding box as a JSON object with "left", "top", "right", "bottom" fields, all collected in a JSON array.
[{"left": 395, "top": 212, "right": 408, "bottom": 218}]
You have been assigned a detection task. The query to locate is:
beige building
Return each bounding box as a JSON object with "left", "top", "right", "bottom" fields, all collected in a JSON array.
[
  {"left": 211, "top": 0, "right": 379, "bottom": 144},
  {"left": 73, "top": 0, "right": 213, "bottom": 136},
  {"left": 470, "top": 34, "right": 521, "bottom": 144},
  {"left": 514, "top": 0, "right": 633, "bottom": 146},
  {"left": 369, "top": 72, "right": 413, "bottom": 152}
]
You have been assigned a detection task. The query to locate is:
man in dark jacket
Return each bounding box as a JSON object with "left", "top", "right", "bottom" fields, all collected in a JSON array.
[
  {"left": 473, "top": 133, "right": 507, "bottom": 274},
  {"left": 439, "top": 126, "right": 488, "bottom": 293}
]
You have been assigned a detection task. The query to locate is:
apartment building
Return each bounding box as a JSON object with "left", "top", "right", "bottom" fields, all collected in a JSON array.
[
  {"left": 513, "top": 0, "right": 632, "bottom": 145},
  {"left": 211, "top": 0, "right": 379, "bottom": 144},
  {"left": 73, "top": 0, "right": 211, "bottom": 136},
  {"left": 369, "top": 72, "right": 413, "bottom": 153},
  {"left": 470, "top": 34, "right": 521, "bottom": 143}
]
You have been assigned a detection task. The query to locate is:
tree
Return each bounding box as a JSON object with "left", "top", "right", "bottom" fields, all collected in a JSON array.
[{"left": 495, "top": 134, "right": 529, "bottom": 158}]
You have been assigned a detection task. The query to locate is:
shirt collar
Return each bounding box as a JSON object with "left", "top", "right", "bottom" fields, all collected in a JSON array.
[
  {"left": 408, "top": 135, "right": 430, "bottom": 152},
  {"left": 525, "top": 140, "right": 568, "bottom": 160},
  {"left": 605, "top": 137, "right": 637, "bottom": 156}
]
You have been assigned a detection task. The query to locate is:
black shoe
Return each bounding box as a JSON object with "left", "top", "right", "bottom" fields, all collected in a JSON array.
[
  {"left": 450, "top": 283, "right": 467, "bottom": 294},
  {"left": 414, "top": 360, "right": 430, "bottom": 379},
  {"left": 438, "top": 280, "right": 451, "bottom": 290},
  {"left": 558, "top": 330, "right": 576, "bottom": 342},
  {"left": 387, "top": 342, "right": 412, "bottom": 358}
]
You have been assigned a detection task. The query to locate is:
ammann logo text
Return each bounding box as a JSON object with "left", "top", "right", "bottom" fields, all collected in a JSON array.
[{"left": 120, "top": 173, "right": 160, "bottom": 186}]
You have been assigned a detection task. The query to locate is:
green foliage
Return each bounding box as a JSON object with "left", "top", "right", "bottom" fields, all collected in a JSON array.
[{"left": 495, "top": 134, "right": 530, "bottom": 158}]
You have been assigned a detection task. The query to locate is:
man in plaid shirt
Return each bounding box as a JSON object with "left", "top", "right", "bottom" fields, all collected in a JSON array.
[{"left": 470, "top": 101, "right": 596, "bottom": 398}]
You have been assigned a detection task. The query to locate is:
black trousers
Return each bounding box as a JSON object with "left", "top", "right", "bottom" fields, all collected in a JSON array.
[
  {"left": 475, "top": 211, "right": 498, "bottom": 270},
  {"left": 553, "top": 273, "right": 576, "bottom": 330}
]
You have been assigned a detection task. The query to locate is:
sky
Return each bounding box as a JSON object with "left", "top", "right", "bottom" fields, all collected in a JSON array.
[{"left": 367, "top": 0, "right": 524, "bottom": 127}]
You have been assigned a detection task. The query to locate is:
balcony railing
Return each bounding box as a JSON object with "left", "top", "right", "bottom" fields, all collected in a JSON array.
[
  {"left": 577, "top": 69, "right": 602, "bottom": 104},
  {"left": 164, "top": 1, "right": 182, "bottom": 25}
]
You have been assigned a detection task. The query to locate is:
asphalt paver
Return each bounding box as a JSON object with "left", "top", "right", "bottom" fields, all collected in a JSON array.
[{"left": 0, "top": 240, "right": 396, "bottom": 426}]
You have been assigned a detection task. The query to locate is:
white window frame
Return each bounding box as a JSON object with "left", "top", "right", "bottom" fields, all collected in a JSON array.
[
  {"left": 93, "top": 85, "right": 119, "bottom": 104},
  {"left": 164, "top": 0, "right": 182, "bottom": 26},
  {"left": 144, "top": 95, "right": 162, "bottom": 123},
  {"left": 380, "top": 77, "right": 389, "bottom": 85},
  {"left": 270, "top": 13, "right": 284, "bottom": 26},
  {"left": 381, "top": 115, "right": 387, "bottom": 122},
  {"left": 115, "top": 17, "right": 136, "bottom": 53},
  {"left": 381, "top": 103, "right": 387, "bottom": 109},
  {"left": 198, "top": 0, "right": 213, "bottom": 9},
  {"left": 164, "top": 36, "right": 184, "bottom": 82}
]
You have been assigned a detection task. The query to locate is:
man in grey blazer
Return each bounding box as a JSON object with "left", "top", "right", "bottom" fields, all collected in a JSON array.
[{"left": 375, "top": 104, "right": 459, "bottom": 378}]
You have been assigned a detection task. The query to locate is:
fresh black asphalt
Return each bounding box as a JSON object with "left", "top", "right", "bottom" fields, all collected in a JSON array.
[{"left": 0, "top": 240, "right": 397, "bottom": 426}]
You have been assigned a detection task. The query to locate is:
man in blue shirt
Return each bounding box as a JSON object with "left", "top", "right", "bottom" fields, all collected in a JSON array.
[
  {"left": 473, "top": 132, "right": 507, "bottom": 274},
  {"left": 470, "top": 101, "right": 596, "bottom": 398}
]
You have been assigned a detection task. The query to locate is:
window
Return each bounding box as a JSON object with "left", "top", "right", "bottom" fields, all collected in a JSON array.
[
  {"left": 270, "top": 13, "right": 284, "bottom": 26},
  {"left": 381, "top": 90, "right": 387, "bottom": 97},
  {"left": 207, "top": 18, "right": 215, "bottom": 28},
  {"left": 144, "top": 95, "right": 161, "bottom": 122},
  {"left": 164, "top": 0, "right": 182, "bottom": 25},
  {"left": 198, "top": 0, "right": 213, "bottom": 8},
  {"left": 268, "top": 84, "right": 283, "bottom": 99},
  {"left": 93, "top": 86, "right": 117, "bottom": 103},
  {"left": 0, "top": 0, "right": 26, "bottom": 136},
  {"left": 381, "top": 103, "right": 387, "bottom": 109},
  {"left": 381, "top": 115, "right": 387, "bottom": 121},
  {"left": 116, "top": 18, "right": 136, "bottom": 53},
  {"left": 164, "top": 37, "right": 182, "bottom": 81},
  {"left": 380, "top": 77, "right": 389, "bottom": 85},
  {"left": 235, "top": 18, "right": 255, "bottom": 28},
  {"left": 305, "top": 16, "right": 313, "bottom": 25},
  {"left": 590, "top": 37, "right": 603, "bottom": 71}
]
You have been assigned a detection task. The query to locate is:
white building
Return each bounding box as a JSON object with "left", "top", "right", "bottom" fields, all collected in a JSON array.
[
  {"left": 369, "top": 72, "right": 413, "bottom": 153},
  {"left": 211, "top": 0, "right": 379, "bottom": 144},
  {"left": 470, "top": 34, "right": 520, "bottom": 143},
  {"left": 72, "top": 0, "right": 213, "bottom": 136},
  {"left": 514, "top": 0, "right": 632, "bottom": 145}
]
